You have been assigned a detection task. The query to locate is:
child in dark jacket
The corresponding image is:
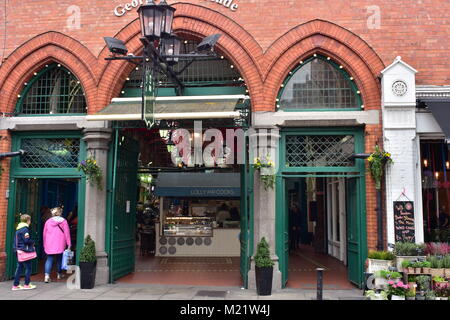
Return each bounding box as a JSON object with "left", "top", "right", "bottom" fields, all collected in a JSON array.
[{"left": 12, "top": 214, "right": 36, "bottom": 290}]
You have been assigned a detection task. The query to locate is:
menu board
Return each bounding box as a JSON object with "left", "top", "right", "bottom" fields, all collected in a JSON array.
[{"left": 393, "top": 201, "right": 415, "bottom": 242}]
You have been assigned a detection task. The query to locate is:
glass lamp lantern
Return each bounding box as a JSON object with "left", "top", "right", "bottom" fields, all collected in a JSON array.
[
  {"left": 159, "top": 0, "right": 176, "bottom": 37},
  {"left": 161, "top": 34, "right": 181, "bottom": 65},
  {"left": 138, "top": 0, "right": 164, "bottom": 41}
]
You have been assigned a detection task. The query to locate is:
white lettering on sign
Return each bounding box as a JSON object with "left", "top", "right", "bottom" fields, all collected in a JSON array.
[{"left": 114, "top": 0, "right": 238, "bottom": 17}]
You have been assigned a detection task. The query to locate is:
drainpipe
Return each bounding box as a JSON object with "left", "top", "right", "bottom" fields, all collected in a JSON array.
[{"left": 376, "top": 189, "right": 384, "bottom": 251}]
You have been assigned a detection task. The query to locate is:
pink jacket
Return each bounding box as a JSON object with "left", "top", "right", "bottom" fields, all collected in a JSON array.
[{"left": 43, "top": 216, "right": 71, "bottom": 254}]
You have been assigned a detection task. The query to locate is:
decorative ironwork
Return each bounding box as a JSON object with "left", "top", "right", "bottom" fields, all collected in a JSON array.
[
  {"left": 122, "top": 40, "right": 242, "bottom": 94},
  {"left": 18, "top": 64, "right": 87, "bottom": 114},
  {"left": 279, "top": 57, "right": 359, "bottom": 110},
  {"left": 19, "top": 138, "right": 80, "bottom": 168},
  {"left": 285, "top": 135, "right": 355, "bottom": 167}
]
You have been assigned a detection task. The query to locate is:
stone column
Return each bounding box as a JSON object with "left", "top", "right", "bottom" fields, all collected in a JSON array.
[
  {"left": 82, "top": 128, "right": 112, "bottom": 285},
  {"left": 381, "top": 56, "right": 423, "bottom": 245},
  {"left": 247, "top": 127, "right": 282, "bottom": 291}
]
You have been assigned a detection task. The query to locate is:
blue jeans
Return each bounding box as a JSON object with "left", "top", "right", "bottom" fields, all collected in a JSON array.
[
  {"left": 44, "top": 254, "right": 62, "bottom": 275},
  {"left": 13, "top": 260, "right": 32, "bottom": 286}
]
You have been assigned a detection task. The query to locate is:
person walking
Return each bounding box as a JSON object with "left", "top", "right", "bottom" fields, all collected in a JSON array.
[
  {"left": 12, "top": 214, "right": 37, "bottom": 290},
  {"left": 43, "top": 207, "right": 71, "bottom": 283}
]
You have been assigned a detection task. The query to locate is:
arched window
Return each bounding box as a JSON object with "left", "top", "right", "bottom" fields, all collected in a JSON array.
[
  {"left": 121, "top": 39, "right": 245, "bottom": 97},
  {"left": 277, "top": 56, "right": 361, "bottom": 110},
  {"left": 16, "top": 63, "right": 87, "bottom": 115}
]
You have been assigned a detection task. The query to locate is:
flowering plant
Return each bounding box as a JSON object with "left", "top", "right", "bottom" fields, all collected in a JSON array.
[
  {"left": 433, "top": 281, "right": 449, "bottom": 297},
  {"left": 367, "top": 145, "right": 393, "bottom": 190},
  {"left": 387, "top": 280, "right": 410, "bottom": 297},
  {"left": 253, "top": 155, "right": 275, "bottom": 190},
  {"left": 77, "top": 157, "right": 102, "bottom": 190}
]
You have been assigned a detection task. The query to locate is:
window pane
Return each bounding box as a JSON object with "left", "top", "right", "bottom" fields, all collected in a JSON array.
[
  {"left": 280, "top": 58, "right": 358, "bottom": 109},
  {"left": 20, "top": 65, "right": 87, "bottom": 114}
]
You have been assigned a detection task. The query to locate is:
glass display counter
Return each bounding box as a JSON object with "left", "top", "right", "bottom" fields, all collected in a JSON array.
[{"left": 163, "top": 216, "right": 213, "bottom": 237}]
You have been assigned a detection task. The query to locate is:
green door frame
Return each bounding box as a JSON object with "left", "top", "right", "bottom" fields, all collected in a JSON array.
[
  {"left": 5, "top": 131, "right": 86, "bottom": 279},
  {"left": 276, "top": 128, "right": 367, "bottom": 288}
]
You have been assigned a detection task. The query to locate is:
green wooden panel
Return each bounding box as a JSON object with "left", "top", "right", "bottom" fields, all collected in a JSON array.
[
  {"left": 275, "top": 176, "right": 289, "bottom": 287},
  {"left": 240, "top": 136, "right": 254, "bottom": 288},
  {"left": 109, "top": 132, "right": 139, "bottom": 282},
  {"left": 346, "top": 177, "right": 362, "bottom": 286}
]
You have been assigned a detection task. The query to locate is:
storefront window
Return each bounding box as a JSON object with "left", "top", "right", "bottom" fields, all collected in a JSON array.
[{"left": 421, "top": 140, "right": 450, "bottom": 242}]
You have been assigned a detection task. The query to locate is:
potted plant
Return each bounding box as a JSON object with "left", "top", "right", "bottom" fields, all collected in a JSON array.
[
  {"left": 367, "top": 250, "right": 395, "bottom": 273},
  {"left": 253, "top": 156, "right": 276, "bottom": 190},
  {"left": 422, "top": 261, "right": 432, "bottom": 274},
  {"left": 364, "top": 290, "right": 388, "bottom": 300},
  {"left": 79, "top": 235, "right": 97, "bottom": 289},
  {"left": 412, "top": 261, "right": 423, "bottom": 274},
  {"left": 425, "top": 290, "right": 436, "bottom": 300},
  {"left": 429, "top": 255, "right": 445, "bottom": 278},
  {"left": 402, "top": 260, "right": 414, "bottom": 274},
  {"left": 405, "top": 289, "right": 416, "bottom": 300},
  {"left": 374, "top": 270, "right": 389, "bottom": 289},
  {"left": 254, "top": 237, "right": 274, "bottom": 296},
  {"left": 416, "top": 275, "right": 431, "bottom": 292},
  {"left": 444, "top": 255, "right": 450, "bottom": 277},
  {"left": 77, "top": 157, "right": 103, "bottom": 190},
  {"left": 387, "top": 280, "right": 410, "bottom": 300},
  {"left": 394, "top": 242, "right": 426, "bottom": 271}
]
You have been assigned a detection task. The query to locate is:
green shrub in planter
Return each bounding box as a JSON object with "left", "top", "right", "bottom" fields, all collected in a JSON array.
[
  {"left": 254, "top": 237, "right": 274, "bottom": 296},
  {"left": 394, "top": 242, "right": 426, "bottom": 256},
  {"left": 368, "top": 250, "right": 395, "bottom": 260},
  {"left": 79, "top": 235, "right": 97, "bottom": 289}
]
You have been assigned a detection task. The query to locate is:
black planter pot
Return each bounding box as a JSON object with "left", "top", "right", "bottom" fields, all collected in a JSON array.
[
  {"left": 79, "top": 261, "right": 97, "bottom": 289},
  {"left": 255, "top": 266, "right": 273, "bottom": 296}
]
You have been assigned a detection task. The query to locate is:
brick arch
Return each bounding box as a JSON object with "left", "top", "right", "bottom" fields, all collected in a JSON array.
[
  {"left": 0, "top": 32, "right": 98, "bottom": 114},
  {"left": 96, "top": 3, "right": 264, "bottom": 113},
  {"left": 263, "top": 23, "right": 384, "bottom": 111}
]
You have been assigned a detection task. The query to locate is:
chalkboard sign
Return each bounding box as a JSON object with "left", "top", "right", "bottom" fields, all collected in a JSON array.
[{"left": 393, "top": 201, "right": 415, "bottom": 242}]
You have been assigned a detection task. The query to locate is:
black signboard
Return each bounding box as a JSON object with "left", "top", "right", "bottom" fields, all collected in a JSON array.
[{"left": 393, "top": 201, "right": 415, "bottom": 242}]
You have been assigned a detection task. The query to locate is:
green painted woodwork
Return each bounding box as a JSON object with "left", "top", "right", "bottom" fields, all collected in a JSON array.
[
  {"left": 276, "top": 128, "right": 367, "bottom": 288},
  {"left": 240, "top": 134, "right": 254, "bottom": 288},
  {"left": 5, "top": 131, "right": 86, "bottom": 279},
  {"left": 108, "top": 131, "right": 139, "bottom": 282}
]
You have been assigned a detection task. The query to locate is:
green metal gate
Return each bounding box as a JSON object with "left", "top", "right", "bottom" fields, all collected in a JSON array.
[
  {"left": 240, "top": 136, "right": 254, "bottom": 288},
  {"left": 108, "top": 131, "right": 139, "bottom": 282}
]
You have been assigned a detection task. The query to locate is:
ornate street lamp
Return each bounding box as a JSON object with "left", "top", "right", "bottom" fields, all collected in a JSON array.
[
  {"left": 161, "top": 34, "right": 181, "bottom": 65},
  {"left": 159, "top": 0, "right": 176, "bottom": 37},
  {"left": 105, "top": 1, "right": 222, "bottom": 127},
  {"left": 138, "top": 0, "right": 164, "bottom": 41}
]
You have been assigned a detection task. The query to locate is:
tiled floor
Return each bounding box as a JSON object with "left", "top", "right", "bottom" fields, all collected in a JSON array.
[
  {"left": 27, "top": 245, "right": 355, "bottom": 290},
  {"left": 286, "top": 245, "right": 354, "bottom": 290},
  {"left": 117, "top": 244, "right": 355, "bottom": 290}
]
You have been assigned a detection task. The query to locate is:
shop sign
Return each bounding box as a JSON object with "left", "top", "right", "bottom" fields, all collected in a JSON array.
[
  {"left": 114, "top": 0, "right": 239, "bottom": 17},
  {"left": 393, "top": 201, "right": 415, "bottom": 242}
]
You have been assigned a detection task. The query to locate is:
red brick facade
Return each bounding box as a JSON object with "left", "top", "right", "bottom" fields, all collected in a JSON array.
[{"left": 0, "top": 1, "right": 447, "bottom": 278}]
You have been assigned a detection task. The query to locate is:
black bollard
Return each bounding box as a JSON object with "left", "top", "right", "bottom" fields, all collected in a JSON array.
[{"left": 316, "top": 268, "right": 324, "bottom": 300}]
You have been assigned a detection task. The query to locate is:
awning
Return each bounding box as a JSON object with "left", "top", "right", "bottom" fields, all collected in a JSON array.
[
  {"left": 86, "top": 95, "right": 248, "bottom": 121},
  {"left": 421, "top": 99, "right": 450, "bottom": 143},
  {"left": 154, "top": 172, "right": 240, "bottom": 198}
]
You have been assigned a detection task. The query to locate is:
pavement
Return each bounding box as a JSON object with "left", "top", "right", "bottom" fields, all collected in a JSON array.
[{"left": 0, "top": 281, "right": 364, "bottom": 300}]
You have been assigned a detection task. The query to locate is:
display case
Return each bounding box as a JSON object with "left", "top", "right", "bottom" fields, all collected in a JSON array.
[{"left": 163, "top": 216, "right": 213, "bottom": 237}]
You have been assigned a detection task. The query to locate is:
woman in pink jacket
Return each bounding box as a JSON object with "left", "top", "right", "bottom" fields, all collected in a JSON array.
[{"left": 43, "top": 207, "right": 71, "bottom": 283}]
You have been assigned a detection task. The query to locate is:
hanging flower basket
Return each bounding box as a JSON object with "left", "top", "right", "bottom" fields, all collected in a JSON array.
[
  {"left": 367, "top": 145, "right": 393, "bottom": 190},
  {"left": 77, "top": 157, "right": 103, "bottom": 190},
  {"left": 253, "top": 156, "right": 275, "bottom": 190}
]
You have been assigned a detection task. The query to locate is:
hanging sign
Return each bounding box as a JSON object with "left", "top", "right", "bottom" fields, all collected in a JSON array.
[{"left": 393, "top": 201, "right": 415, "bottom": 242}]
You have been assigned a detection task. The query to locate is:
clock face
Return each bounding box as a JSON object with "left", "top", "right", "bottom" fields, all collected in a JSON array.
[{"left": 392, "top": 80, "right": 408, "bottom": 96}]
